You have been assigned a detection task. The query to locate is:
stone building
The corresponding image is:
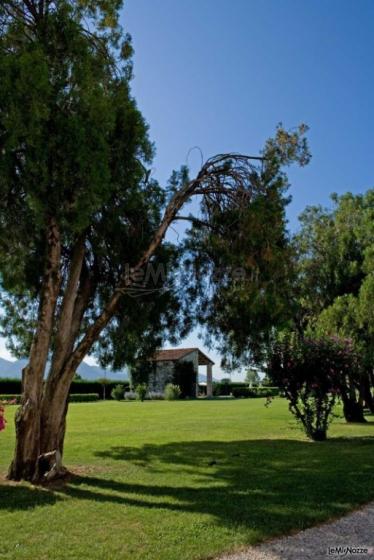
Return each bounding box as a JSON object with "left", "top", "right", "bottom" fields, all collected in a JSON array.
[{"left": 148, "top": 348, "right": 214, "bottom": 397}]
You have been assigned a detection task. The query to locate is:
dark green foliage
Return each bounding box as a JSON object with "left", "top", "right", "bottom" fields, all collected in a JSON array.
[
  {"left": 111, "top": 384, "right": 125, "bottom": 401},
  {"left": 0, "top": 378, "right": 129, "bottom": 398},
  {"left": 0, "top": 0, "right": 191, "bottom": 370},
  {"left": 292, "top": 189, "right": 374, "bottom": 417},
  {"left": 173, "top": 361, "right": 196, "bottom": 398},
  {"left": 130, "top": 361, "right": 154, "bottom": 387},
  {"left": 232, "top": 387, "right": 254, "bottom": 398},
  {"left": 69, "top": 380, "right": 129, "bottom": 399},
  {"left": 183, "top": 125, "right": 311, "bottom": 368},
  {"left": 212, "top": 379, "right": 232, "bottom": 396},
  {"left": 68, "top": 393, "right": 99, "bottom": 403}
]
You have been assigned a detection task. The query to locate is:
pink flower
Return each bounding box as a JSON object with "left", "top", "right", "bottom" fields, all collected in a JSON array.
[{"left": 0, "top": 406, "right": 6, "bottom": 432}]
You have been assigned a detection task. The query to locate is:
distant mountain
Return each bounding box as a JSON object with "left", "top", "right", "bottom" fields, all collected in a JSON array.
[
  {"left": 198, "top": 373, "right": 218, "bottom": 383},
  {"left": 0, "top": 357, "right": 217, "bottom": 383},
  {"left": 0, "top": 357, "right": 128, "bottom": 381}
]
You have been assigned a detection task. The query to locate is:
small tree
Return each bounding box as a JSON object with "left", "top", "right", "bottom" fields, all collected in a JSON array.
[
  {"left": 135, "top": 383, "right": 148, "bottom": 402},
  {"left": 111, "top": 384, "right": 125, "bottom": 402},
  {"left": 245, "top": 369, "right": 260, "bottom": 387},
  {"left": 268, "top": 335, "right": 360, "bottom": 441}
]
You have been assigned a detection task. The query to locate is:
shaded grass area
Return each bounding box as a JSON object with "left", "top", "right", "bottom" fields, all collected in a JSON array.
[{"left": 0, "top": 399, "right": 373, "bottom": 560}]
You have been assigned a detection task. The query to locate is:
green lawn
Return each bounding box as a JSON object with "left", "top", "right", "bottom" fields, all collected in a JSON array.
[{"left": 0, "top": 399, "right": 373, "bottom": 560}]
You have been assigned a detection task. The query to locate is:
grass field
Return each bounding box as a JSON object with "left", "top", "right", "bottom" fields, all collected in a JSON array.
[{"left": 0, "top": 398, "right": 373, "bottom": 560}]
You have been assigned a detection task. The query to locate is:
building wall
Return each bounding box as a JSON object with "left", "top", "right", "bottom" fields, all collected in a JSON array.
[
  {"left": 148, "top": 360, "right": 174, "bottom": 392},
  {"left": 148, "top": 351, "right": 199, "bottom": 394}
]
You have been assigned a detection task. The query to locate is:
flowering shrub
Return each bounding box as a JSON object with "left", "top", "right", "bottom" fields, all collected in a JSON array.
[
  {"left": 0, "top": 405, "right": 6, "bottom": 431},
  {"left": 268, "top": 334, "right": 360, "bottom": 441}
]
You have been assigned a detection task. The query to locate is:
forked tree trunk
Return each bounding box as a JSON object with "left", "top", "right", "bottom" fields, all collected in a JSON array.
[
  {"left": 8, "top": 153, "right": 261, "bottom": 482},
  {"left": 8, "top": 219, "right": 61, "bottom": 481}
]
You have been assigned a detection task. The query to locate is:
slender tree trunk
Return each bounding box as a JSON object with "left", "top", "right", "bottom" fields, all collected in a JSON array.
[
  {"left": 8, "top": 218, "right": 61, "bottom": 481},
  {"left": 360, "top": 372, "right": 374, "bottom": 413}
]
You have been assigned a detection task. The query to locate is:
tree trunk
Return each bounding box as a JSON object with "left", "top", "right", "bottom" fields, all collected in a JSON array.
[
  {"left": 40, "top": 378, "right": 71, "bottom": 476},
  {"left": 8, "top": 218, "right": 61, "bottom": 481},
  {"left": 342, "top": 396, "right": 367, "bottom": 423},
  {"left": 38, "top": 242, "right": 91, "bottom": 479},
  {"left": 8, "top": 158, "right": 255, "bottom": 481},
  {"left": 360, "top": 372, "right": 374, "bottom": 413}
]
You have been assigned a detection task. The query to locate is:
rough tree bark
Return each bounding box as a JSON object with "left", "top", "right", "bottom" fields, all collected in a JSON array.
[{"left": 8, "top": 218, "right": 61, "bottom": 481}]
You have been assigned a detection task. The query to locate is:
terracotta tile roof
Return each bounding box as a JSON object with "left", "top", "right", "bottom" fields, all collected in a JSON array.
[{"left": 152, "top": 348, "right": 214, "bottom": 365}]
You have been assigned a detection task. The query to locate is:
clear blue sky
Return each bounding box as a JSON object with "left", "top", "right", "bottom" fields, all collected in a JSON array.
[{"left": 1, "top": 0, "right": 373, "bottom": 379}]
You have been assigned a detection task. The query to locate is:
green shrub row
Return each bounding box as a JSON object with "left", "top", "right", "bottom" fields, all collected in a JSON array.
[
  {"left": 0, "top": 379, "right": 129, "bottom": 399},
  {"left": 68, "top": 393, "right": 99, "bottom": 402},
  {"left": 232, "top": 387, "right": 280, "bottom": 398},
  {"left": 1, "top": 393, "right": 100, "bottom": 403},
  {"left": 0, "top": 394, "right": 21, "bottom": 404}
]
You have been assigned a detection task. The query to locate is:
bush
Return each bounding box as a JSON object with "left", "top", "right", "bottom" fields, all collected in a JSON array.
[
  {"left": 268, "top": 334, "right": 359, "bottom": 441},
  {"left": 68, "top": 393, "right": 99, "bottom": 403},
  {"left": 111, "top": 384, "right": 125, "bottom": 401},
  {"left": 252, "top": 387, "right": 280, "bottom": 398},
  {"left": 0, "top": 394, "right": 21, "bottom": 404},
  {"left": 213, "top": 379, "right": 232, "bottom": 396},
  {"left": 164, "top": 383, "right": 181, "bottom": 400},
  {"left": 135, "top": 383, "right": 148, "bottom": 402},
  {"left": 231, "top": 387, "right": 280, "bottom": 399}
]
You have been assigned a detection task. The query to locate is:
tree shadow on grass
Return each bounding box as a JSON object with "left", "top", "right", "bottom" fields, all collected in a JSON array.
[
  {"left": 1, "top": 437, "right": 373, "bottom": 538},
  {"left": 63, "top": 438, "right": 374, "bottom": 535},
  {"left": 0, "top": 481, "right": 60, "bottom": 511}
]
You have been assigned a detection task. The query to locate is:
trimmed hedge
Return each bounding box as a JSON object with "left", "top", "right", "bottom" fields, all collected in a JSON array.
[
  {"left": 0, "top": 379, "right": 130, "bottom": 399},
  {"left": 68, "top": 393, "right": 99, "bottom": 402},
  {"left": 69, "top": 381, "right": 130, "bottom": 399},
  {"left": 0, "top": 379, "right": 21, "bottom": 395},
  {"left": 213, "top": 381, "right": 248, "bottom": 397},
  {"left": 1, "top": 393, "right": 100, "bottom": 403},
  {"left": 232, "top": 386, "right": 280, "bottom": 398},
  {"left": 0, "top": 394, "right": 21, "bottom": 404}
]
